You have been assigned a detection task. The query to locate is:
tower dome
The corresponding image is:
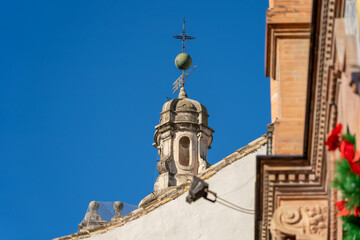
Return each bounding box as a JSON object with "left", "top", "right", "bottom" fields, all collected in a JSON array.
[{"left": 153, "top": 88, "right": 214, "bottom": 191}]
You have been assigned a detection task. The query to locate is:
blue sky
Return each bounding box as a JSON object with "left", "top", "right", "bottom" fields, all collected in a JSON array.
[{"left": 0, "top": 1, "right": 269, "bottom": 239}]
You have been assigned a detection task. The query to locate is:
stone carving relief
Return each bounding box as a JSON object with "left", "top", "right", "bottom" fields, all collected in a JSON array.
[{"left": 270, "top": 205, "right": 328, "bottom": 240}]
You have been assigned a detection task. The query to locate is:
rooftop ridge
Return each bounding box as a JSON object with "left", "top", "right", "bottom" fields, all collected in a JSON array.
[{"left": 54, "top": 135, "right": 266, "bottom": 240}]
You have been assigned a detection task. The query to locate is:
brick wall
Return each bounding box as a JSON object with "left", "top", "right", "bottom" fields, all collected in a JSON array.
[
  {"left": 266, "top": 0, "right": 312, "bottom": 155},
  {"left": 272, "top": 39, "right": 309, "bottom": 154}
]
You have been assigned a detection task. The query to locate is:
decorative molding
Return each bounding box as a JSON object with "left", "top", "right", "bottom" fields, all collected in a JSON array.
[
  {"left": 265, "top": 23, "right": 311, "bottom": 78},
  {"left": 256, "top": 0, "right": 339, "bottom": 239}
]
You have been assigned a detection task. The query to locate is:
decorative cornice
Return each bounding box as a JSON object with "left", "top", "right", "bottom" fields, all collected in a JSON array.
[{"left": 265, "top": 23, "right": 311, "bottom": 78}]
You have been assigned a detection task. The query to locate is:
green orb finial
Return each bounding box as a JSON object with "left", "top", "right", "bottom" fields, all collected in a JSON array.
[{"left": 175, "top": 53, "right": 192, "bottom": 70}]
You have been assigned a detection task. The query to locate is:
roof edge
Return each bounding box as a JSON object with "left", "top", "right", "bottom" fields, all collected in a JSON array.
[{"left": 54, "top": 135, "right": 267, "bottom": 240}]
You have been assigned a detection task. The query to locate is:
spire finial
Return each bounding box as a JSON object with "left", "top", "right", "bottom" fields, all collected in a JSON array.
[
  {"left": 173, "top": 17, "right": 195, "bottom": 53},
  {"left": 172, "top": 18, "right": 197, "bottom": 96},
  {"left": 178, "top": 87, "right": 188, "bottom": 99}
]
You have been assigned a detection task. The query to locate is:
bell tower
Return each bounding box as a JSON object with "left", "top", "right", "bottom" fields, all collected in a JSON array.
[
  {"left": 153, "top": 19, "right": 214, "bottom": 191},
  {"left": 153, "top": 88, "right": 214, "bottom": 191}
]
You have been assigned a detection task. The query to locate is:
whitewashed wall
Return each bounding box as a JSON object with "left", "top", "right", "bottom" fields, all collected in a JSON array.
[{"left": 87, "top": 145, "right": 266, "bottom": 240}]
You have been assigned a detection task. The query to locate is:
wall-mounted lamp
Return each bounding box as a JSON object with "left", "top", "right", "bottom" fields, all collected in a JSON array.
[
  {"left": 186, "top": 176, "right": 216, "bottom": 204},
  {"left": 186, "top": 176, "right": 255, "bottom": 215}
]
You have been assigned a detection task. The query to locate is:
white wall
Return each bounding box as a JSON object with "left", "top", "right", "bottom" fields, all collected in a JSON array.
[{"left": 87, "top": 145, "right": 266, "bottom": 240}]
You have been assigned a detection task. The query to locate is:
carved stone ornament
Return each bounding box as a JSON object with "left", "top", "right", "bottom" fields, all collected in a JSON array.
[
  {"left": 111, "top": 201, "right": 124, "bottom": 221},
  {"left": 78, "top": 201, "right": 106, "bottom": 232},
  {"left": 270, "top": 205, "right": 328, "bottom": 240}
]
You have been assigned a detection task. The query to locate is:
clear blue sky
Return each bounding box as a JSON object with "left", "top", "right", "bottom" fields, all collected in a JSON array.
[{"left": 0, "top": 1, "right": 269, "bottom": 239}]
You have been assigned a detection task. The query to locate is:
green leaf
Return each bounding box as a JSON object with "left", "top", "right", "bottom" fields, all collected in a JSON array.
[
  {"left": 344, "top": 175, "right": 357, "bottom": 192},
  {"left": 344, "top": 132, "right": 356, "bottom": 145}
]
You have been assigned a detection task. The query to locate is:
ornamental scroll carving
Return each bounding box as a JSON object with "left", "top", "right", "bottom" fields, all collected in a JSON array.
[{"left": 270, "top": 205, "right": 328, "bottom": 240}]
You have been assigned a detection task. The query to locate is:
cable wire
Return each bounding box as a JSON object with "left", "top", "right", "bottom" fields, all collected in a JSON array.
[
  {"left": 205, "top": 190, "right": 255, "bottom": 215},
  {"left": 216, "top": 196, "right": 255, "bottom": 213},
  {"left": 216, "top": 200, "right": 254, "bottom": 215}
]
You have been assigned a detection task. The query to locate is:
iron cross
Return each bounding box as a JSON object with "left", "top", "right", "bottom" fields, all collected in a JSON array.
[{"left": 172, "top": 18, "right": 195, "bottom": 53}]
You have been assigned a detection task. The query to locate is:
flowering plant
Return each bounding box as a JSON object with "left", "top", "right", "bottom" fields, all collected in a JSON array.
[{"left": 327, "top": 123, "right": 360, "bottom": 239}]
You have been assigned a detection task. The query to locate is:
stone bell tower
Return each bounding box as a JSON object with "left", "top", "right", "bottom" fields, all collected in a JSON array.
[
  {"left": 153, "top": 18, "right": 214, "bottom": 191},
  {"left": 153, "top": 87, "right": 214, "bottom": 191}
]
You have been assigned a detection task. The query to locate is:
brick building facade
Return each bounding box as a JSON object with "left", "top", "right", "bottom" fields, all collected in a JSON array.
[{"left": 256, "top": 0, "right": 360, "bottom": 239}]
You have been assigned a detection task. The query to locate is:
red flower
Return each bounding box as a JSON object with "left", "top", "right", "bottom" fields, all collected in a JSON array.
[
  {"left": 351, "top": 150, "right": 360, "bottom": 164},
  {"left": 336, "top": 200, "right": 350, "bottom": 217},
  {"left": 325, "top": 123, "right": 342, "bottom": 151},
  {"left": 340, "top": 140, "right": 355, "bottom": 161},
  {"left": 349, "top": 151, "right": 360, "bottom": 176},
  {"left": 332, "top": 123, "right": 343, "bottom": 135},
  {"left": 350, "top": 162, "right": 360, "bottom": 176},
  {"left": 336, "top": 200, "right": 347, "bottom": 210},
  {"left": 354, "top": 206, "right": 360, "bottom": 217},
  {"left": 338, "top": 208, "right": 351, "bottom": 217},
  {"left": 326, "top": 135, "right": 340, "bottom": 151}
]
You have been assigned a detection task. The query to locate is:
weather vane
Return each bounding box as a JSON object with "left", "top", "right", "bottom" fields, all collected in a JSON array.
[{"left": 172, "top": 18, "right": 197, "bottom": 94}]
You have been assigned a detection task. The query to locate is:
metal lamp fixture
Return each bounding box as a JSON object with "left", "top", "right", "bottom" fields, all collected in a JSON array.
[
  {"left": 186, "top": 176, "right": 255, "bottom": 215},
  {"left": 186, "top": 176, "right": 216, "bottom": 204}
]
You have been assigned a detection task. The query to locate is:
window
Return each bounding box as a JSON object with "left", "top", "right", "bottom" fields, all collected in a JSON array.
[{"left": 179, "top": 136, "right": 190, "bottom": 166}]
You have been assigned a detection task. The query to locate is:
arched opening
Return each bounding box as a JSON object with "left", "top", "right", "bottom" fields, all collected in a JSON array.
[{"left": 179, "top": 136, "right": 190, "bottom": 166}]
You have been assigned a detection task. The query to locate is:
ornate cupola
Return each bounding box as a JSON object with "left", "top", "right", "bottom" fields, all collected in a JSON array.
[{"left": 152, "top": 18, "right": 214, "bottom": 192}]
